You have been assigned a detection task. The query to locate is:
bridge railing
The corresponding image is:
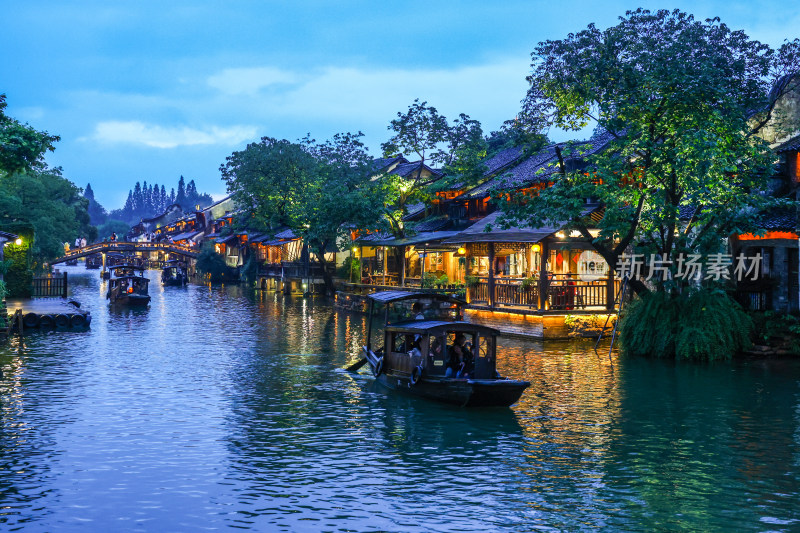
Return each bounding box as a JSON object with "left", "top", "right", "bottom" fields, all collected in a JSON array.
[{"left": 55, "top": 241, "right": 198, "bottom": 263}]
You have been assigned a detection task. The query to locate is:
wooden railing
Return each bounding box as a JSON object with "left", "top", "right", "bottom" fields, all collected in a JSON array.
[
  {"left": 32, "top": 272, "right": 68, "bottom": 298},
  {"left": 53, "top": 241, "right": 198, "bottom": 264},
  {"left": 258, "top": 261, "right": 335, "bottom": 279},
  {"left": 468, "top": 275, "right": 618, "bottom": 310}
]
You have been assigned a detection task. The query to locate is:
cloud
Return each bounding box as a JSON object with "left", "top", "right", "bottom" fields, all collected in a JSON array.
[
  {"left": 207, "top": 67, "right": 299, "bottom": 95},
  {"left": 87, "top": 121, "right": 258, "bottom": 148}
]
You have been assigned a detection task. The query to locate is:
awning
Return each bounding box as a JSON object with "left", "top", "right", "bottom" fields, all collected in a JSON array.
[
  {"left": 442, "top": 211, "right": 558, "bottom": 244},
  {"left": 370, "top": 231, "right": 462, "bottom": 247}
]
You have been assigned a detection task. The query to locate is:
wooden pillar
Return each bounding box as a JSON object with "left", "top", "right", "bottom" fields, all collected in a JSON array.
[
  {"left": 488, "top": 242, "right": 496, "bottom": 309},
  {"left": 538, "top": 240, "right": 549, "bottom": 311},
  {"left": 606, "top": 267, "right": 616, "bottom": 311},
  {"left": 399, "top": 245, "right": 406, "bottom": 287}
]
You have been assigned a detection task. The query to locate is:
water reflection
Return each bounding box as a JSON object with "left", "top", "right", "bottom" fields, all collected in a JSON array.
[{"left": 0, "top": 265, "right": 798, "bottom": 531}]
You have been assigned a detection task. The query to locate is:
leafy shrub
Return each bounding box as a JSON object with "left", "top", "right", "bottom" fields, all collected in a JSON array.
[
  {"left": 436, "top": 274, "right": 449, "bottom": 287},
  {"left": 619, "top": 289, "right": 752, "bottom": 361},
  {"left": 196, "top": 247, "right": 233, "bottom": 282},
  {"left": 421, "top": 272, "right": 438, "bottom": 288},
  {"left": 464, "top": 275, "right": 481, "bottom": 288},
  {"left": 749, "top": 311, "right": 800, "bottom": 354},
  {"left": 337, "top": 256, "right": 360, "bottom": 283}
]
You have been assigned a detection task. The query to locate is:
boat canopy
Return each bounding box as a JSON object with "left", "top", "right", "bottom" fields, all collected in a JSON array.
[
  {"left": 367, "top": 290, "right": 465, "bottom": 306},
  {"left": 385, "top": 320, "right": 499, "bottom": 337}
]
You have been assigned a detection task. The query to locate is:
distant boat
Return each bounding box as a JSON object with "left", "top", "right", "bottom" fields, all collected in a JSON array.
[
  {"left": 85, "top": 254, "right": 102, "bottom": 269},
  {"left": 106, "top": 265, "right": 151, "bottom": 306},
  {"left": 358, "top": 291, "right": 530, "bottom": 407},
  {"left": 161, "top": 260, "right": 189, "bottom": 286}
]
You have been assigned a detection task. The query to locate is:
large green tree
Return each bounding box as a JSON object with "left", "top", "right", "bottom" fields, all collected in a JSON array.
[
  {"left": 501, "top": 9, "right": 800, "bottom": 296},
  {"left": 378, "top": 100, "right": 486, "bottom": 237},
  {"left": 0, "top": 94, "right": 59, "bottom": 176},
  {"left": 1, "top": 94, "right": 94, "bottom": 266},
  {"left": 220, "top": 133, "right": 375, "bottom": 294}
]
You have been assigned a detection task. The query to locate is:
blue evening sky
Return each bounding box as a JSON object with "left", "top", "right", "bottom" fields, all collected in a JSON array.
[{"left": 2, "top": 1, "right": 797, "bottom": 208}]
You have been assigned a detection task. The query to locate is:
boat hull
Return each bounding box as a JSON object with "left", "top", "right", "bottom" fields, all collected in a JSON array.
[
  {"left": 375, "top": 373, "right": 529, "bottom": 407},
  {"left": 109, "top": 294, "right": 151, "bottom": 306},
  {"left": 365, "top": 350, "right": 529, "bottom": 407}
]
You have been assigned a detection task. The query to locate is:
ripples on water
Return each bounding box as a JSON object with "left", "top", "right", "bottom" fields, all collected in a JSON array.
[{"left": 1, "top": 267, "right": 799, "bottom": 531}]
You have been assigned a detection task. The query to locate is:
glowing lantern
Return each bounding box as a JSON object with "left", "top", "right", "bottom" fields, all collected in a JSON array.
[
  {"left": 532, "top": 244, "right": 541, "bottom": 253},
  {"left": 15, "top": 238, "right": 22, "bottom": 245},
  {"left": 457, "top": 247, "right": 466, "bottom": 255},
  {"left": 127, "top": 287, "right": 134, "bottom": 294}
]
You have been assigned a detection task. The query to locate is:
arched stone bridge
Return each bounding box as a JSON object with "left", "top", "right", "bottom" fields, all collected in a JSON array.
[{"left": 51, "top": 241, "right": 199, "bottom": 265}]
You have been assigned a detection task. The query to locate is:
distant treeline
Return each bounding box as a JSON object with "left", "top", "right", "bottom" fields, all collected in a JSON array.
[{"left": 85, "top": 176, "right": 214, "bottom": 232}]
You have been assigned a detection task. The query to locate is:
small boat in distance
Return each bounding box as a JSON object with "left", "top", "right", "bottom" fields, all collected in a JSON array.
[
  {"left": 359, "top": 291, "right": 530, "bottom": 407},
  {"left": 106, "top": 264, "right": 151, "bottom": 306},
  {"left": 161, "top": 260, "right": 189, "bottom": 286},
  {"left": 85, "top": 254, "right": 102, "bottom": 269}
]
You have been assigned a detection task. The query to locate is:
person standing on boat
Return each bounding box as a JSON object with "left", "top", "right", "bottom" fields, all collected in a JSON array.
[
  {"left": 408, "top": 334, "right": 423, "bottom": 358},
  {"left": 445, "top": 333, "right": 473, "bottom": 378}
]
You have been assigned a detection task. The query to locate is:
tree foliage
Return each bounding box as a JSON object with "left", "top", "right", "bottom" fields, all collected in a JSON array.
[
  {"left": 619, "top": 289, "right": 752, "bottom": 360},
  {"left": 109, "top": 176, "right": 213, "bottom": 224},
  {"left": 220, "top": 133, "right": 375, "bottom": 293},
  {"left": 0, "top": 94, "right": 59, "bottom": 176},
  {"left": 377, "top": 99, "right": 487, "bottom": 237},
  {"left": 500, "top": 9, "right": 800, "bottom": 295}
]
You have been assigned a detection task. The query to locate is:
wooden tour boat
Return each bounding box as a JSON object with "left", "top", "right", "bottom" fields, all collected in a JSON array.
[
  {"left": 356, "top": 291, "right": 530, "bottom": 407},
  {"left": 106, "top": 264, "right": 151, "bottom": 306},
  {"left": 161, "top": 260, "right": 189, "bottom": 286}
]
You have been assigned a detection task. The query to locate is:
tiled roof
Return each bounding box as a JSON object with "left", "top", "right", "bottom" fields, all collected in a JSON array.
[
  {"left": 464, "top": 146, "right": 559, "bottom": 199},
  {"left": 372, "top": 156, "right": 408, "bottom": 172},
  {"left": 390, "top": 161, "right": 442, "bottom": 179},
  {"left": 774, "top": 133, "right": 800, "bottom": 153},
  {"left": 756, "top": 208, "right": 797, "bottom": 230},
  {"left": 274, "top": 228, "right": 298, "bottom": 240},
  {"left": 463, "top": 131, "right": 617, "bottom": 200},
  {"left": 403, "top": 202, "right": 426, "bottom": 219},
  {"left": 481, "top": 146, "right": 526, "bottom": 176},
  {"left": 413, "top": 215, "right": 450, "bottom": 232}
]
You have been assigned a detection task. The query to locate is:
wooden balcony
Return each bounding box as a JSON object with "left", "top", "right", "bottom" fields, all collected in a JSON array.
[{"left": 468, "top": 275, "right": 618, "bottom": 311}]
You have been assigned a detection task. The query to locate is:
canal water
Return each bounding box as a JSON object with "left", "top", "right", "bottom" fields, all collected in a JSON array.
[{"left": 1, "top": 267, "right": 799, "bottom": 532}]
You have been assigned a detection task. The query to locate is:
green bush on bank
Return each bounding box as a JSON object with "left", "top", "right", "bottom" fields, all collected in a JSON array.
[
  {"left": 195, "top": 247, "right": 233, "bottom": 283},
  {"left": 619, "top": 289, "right": 753, "bottom": 361},
  {"left": 749, "top": 311, "right": 800, "bottom": 355}
]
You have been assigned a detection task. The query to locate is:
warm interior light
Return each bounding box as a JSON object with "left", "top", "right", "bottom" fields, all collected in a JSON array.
[
  {"left": 15, "top": 238, "right": 22, "bottom": 245},
  {"left": 555, "top": 232, "right": 566, "bottom": 239},
  {"left": 127, "top": 287, "right": 134, "bottom": 293}
]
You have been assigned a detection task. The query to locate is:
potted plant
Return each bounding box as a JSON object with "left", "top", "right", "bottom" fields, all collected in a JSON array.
[{"left": 464, "top": 275, "right": 481, "bottom": 288}]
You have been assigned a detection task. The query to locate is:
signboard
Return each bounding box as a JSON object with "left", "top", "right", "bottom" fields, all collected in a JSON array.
[{"left": 577, "top": 250, "right": 608, "bottom": 281}]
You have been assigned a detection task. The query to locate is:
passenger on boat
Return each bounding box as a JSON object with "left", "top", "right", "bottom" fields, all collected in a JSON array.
[
  {"left": 408, "top": 334, "right": 422, "bottom": 358},
  {"left": 412, "top": 302, "right": 425, "bottom": 320},
  {"left": 445, "top": 333, "right": 474, "bottom": 378}
]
